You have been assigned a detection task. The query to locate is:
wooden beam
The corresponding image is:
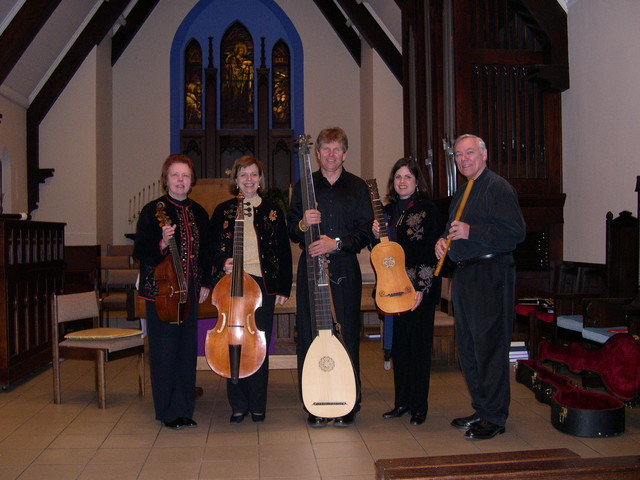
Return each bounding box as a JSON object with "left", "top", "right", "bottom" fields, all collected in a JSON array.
[
  {"left": 27, "top": 0, "right": 132, "bottom": 213},
  {"left": 111, "top": 0, "right": 161, "bottom": 66},
  {"left": 511, "top": 0, "right": 569, "bottom": 91},
  {"left": 0, "top": 0, "right": 62, "bottom": 85},
  {"left": 312, "top": 0, "right": 361, "bottom": 66},
  {"left": 335, "top": 0, "right": 402, "bottom": 84}
]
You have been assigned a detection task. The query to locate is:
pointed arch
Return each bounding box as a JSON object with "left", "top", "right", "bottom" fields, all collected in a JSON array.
[
  {"left": 184, "top": 39, "right": 203, "bottom": 130},
  {"left": 220, "top": 22, "right": 254, "bottom": 128},
  {"left": 271, "top": 39, "right": 291, "bottom": 129},
  {"left": 170, "top": 0, "right": 304, "bottom": 189}
]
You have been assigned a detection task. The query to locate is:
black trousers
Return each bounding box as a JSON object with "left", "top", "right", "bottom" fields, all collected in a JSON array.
[
  {"left": 452, "top": 254, "right": 515, "bottom": 426},
  {"left": 146, "top": 293, "right": 198, "bottom": 423},
  {"left": 390, "top": 299, "right": 436, "bottom": 414},
  {"left": 295, "top": 253, "right": 362, "bottom": 413},
  {"left": 226, "top": 275, "right": 275, "bottom": 415}
]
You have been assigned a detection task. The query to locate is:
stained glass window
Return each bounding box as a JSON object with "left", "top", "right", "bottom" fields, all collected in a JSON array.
[
  {"left": 184, "top": 40, "right": 202, "bottom": 129},
  {"left": 271, "top": 40, "right": 291, "bottom": 128},
  {"left": 220, "top": 22, "right": 254, "bottom": 128}
]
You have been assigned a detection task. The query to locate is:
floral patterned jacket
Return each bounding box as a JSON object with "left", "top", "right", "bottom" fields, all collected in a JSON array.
[
  {"left": 379, "top": 195, "right": 443, "bottom": 302},
  {"left": 209, "top": 196, "right": 292, "bottom": 298},
  {"left": 134, "top": 195, "right": 214, "bottom": 301}
]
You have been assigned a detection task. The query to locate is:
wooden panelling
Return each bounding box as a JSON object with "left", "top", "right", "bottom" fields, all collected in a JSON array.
[{"left": 0, "top": 220, "right": 65, "bottom": 386}]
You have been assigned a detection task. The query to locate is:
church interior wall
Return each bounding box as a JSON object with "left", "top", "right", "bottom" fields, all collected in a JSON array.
[
  {"left": 363, "top": 46, "right": 404, "bottom": 187},
  {"left": 0, "top": 94, "right": 26, "bottom": 214},
  {"left": 562, "top": 0, "right": 640, "bottom": 263},
  {"left": 31, "top": 49, "right": 99, "bottom": 245}
]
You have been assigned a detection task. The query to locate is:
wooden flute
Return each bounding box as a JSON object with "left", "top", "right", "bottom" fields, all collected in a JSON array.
[{"left": 434, "top": 178, "right": 475, "bottom": 276}]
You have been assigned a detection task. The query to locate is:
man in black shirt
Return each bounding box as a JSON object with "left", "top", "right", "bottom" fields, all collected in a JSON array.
[
  {"left": 288, "top": 126, "right": 373, "bottom": 428},
  {"left": 435, "top": 134, "right": 525, "bottom": 440}
]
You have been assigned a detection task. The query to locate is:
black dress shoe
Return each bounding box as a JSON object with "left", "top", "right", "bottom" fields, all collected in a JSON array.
[
  {"left": 410, "top": 412, "right": 426, "bottom": 426},
  {"left": 382, "top": 406, "right": 410, "bottom": 419},
  {"left": 307, "top": 414, "right": 327, "bottom": 428},
  {"left": 180, "top": 417, "right": 197, "bottom": 428},
  {"left": 230, "top": 413, "right": 246, "bottom": 424},
  {"left": 334, "top": 412, "right": 355, "bottom": 428},
  {"left": 251, "top": 413, "right": 265, "bottom": 423},
  {"left": 464, "top": 420, "right": 505, "bottom": 440},
  {"left": 163, "top": 418, "right": 183, "bottom": 430},
  {"left": 450, "top": 413, "right": 480, "bottom": 429}
]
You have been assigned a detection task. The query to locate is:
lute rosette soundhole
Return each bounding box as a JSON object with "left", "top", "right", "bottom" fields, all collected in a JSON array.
[
  {"left": 383, "top": 256, "right": 396, "bottom": 268},
  {"left": 318, "top": 356, "right": 335, "bottom": 372}
]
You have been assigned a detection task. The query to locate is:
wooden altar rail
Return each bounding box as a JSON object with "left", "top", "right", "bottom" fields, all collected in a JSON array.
[
  {"left": 0, "top": 220, "right": 65, "bottom": 386},
  {"left": 375, "top": 448, "right": 640, "bottom": 480}
]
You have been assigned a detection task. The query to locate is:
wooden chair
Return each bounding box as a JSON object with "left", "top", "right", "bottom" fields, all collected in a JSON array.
[
  {"left": 63, "top": 245, "right": 100, "bottom": 293},
  {"left": 106, "top": 244, "right": 134, "bottom": 258},
  {"left": 52, "top": 291, "right": 145, "bottom": 409},
  {"left": 524, "top": 208, "right": 639, "bottom": 358},
  {"left": 99, "top": 268, "right": 139, "bottom": 326},
  {"left": 106, "top": 244, "right": 136, "bottom": 267},
  {"left": 517, "top": 260, "right": 607, "bottom": 359},
  {"left": 99, "top": 255, "right": 130, "bottom": 276}
]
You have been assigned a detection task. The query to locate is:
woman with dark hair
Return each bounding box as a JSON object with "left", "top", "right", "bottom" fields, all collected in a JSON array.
[
  {"left": 210, "top": 155, "right": 292, "bottom": 423},
  {"left": 134, "top": 154, "right": 213, "bottom": 430},
  {"left": 374, "top": 157, "right": 443, "bottom": 426}
]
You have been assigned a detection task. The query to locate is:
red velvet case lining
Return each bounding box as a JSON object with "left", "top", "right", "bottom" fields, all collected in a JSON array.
[
  {"left": 518, "top": 360, "right": 624, "bottom": 410},
  {"left": 538, "top": 334, "right": 640, "bottom": 402}
]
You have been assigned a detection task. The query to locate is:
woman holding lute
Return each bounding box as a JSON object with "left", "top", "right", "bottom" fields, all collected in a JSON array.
[
  {"left": 373, "top": 157, "right": 443, "bottom": 426},
  {"left": 209, "top": 155, "right": 292, "bottom": 423},
  {"left": 134, "top": 154, "right": 213, "bottom": 430}
]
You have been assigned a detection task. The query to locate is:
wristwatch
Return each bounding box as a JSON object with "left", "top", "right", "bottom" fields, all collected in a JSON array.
[{"left": 335, "top": 237, "right": 343, "bottom": 251}]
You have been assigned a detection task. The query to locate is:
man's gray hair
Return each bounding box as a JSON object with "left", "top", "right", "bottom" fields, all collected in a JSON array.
[{"left": 454, "top": 134, "right": 486, "bottom": 152}]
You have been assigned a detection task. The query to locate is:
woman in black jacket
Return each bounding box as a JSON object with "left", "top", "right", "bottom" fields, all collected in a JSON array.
[
  {"left": 373, "top": 157, "right": 443, "bottom": 426},
  {"left": 134, "top": 154, "right": 213, "bottom": 430},
  {"left": 210, "top": 155, "right": 292, "bottom": 423}
]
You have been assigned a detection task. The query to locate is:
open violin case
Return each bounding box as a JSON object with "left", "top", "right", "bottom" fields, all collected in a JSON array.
[{"left": 516, "top": 333, "right": 640, "bottom": 437}]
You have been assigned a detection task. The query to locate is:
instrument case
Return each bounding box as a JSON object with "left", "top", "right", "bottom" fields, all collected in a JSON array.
[
  {"left": 516, "top": 333, "right": 640, "bottom": 437},
  {"left": 515, "top": 360, "right": 625, "bottom": 437}
]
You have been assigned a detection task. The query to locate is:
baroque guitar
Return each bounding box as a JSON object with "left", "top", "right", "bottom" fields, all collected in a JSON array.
[
  {"left": 366, "top": 179, "right": 416, "bottom": 314},
  {"left": 298, "top": 134, "right": 357, "bottom": 418}
]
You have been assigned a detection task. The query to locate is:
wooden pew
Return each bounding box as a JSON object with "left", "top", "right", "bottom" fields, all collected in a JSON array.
[{"left": 375, "top": 449, "right": 640, "bottom": 480}]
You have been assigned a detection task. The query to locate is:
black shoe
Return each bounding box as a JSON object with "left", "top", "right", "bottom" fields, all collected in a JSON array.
[
  {"left": 464, "top": 420, "right": 505, "bottom": 440},
  {"left": 163, "top": 418, "right": 183, "bottom": 430},
  {"left": 334, "top": 412, "right": 355, "bottom": 428},
  {"left": 230, "top": 413, "right": 246, "bottom": 424},
  {"left": 410, "top": 412, "right": 426, "bottom": 426},
  {"left": 179, "top": 417, "right": 197, "bottom": 428},
  {"left": 451, "top": 413, "right": 480, "bottom": 429},
  {"left": 382, "top": 406, "right": 410, "bottom": 419},
  {"left": 307, "top": 414, "right": 328, "bottom": 428},
  {"left": 251, "top": 413, "right": 265, "bottom": 423}
]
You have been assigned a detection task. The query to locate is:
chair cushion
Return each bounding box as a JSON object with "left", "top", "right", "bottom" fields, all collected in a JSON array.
[
  {"left": 515, "top": 304, "right": 534, "bottom": 317},
  {"left": 65, "top": 328, "right": 142, "bottom": 340},
  {"left": 534, "top": 311, "right": 555, "bottom": 323},
  {"left": 581, "top": 326, "right": 628, "bottom": 344},
  {"left": 556, "top": 315, "right": 583, "bottom": 332}
]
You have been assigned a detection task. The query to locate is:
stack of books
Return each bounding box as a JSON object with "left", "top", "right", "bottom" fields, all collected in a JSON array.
[{"left": 509, "top": 341, "right": 529, "bottom": 362}]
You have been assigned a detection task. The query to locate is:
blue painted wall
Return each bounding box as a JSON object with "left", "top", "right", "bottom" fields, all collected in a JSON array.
[{"left": 170, "top": 0, "right": 304, "bottom": 156}]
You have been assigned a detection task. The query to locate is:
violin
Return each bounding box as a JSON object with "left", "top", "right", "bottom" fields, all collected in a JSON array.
[
  {"left": 154, "top": 202, "right": 189, "bottom": 324},
  {"left": 205, "top": 193, "right": 266, "bottom": 384}
]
